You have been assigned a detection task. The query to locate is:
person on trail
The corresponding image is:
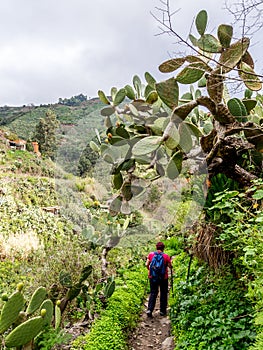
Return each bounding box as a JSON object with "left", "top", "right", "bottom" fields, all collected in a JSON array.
[{"left": 146, "top": 241, "right": 172, "bottom": 317}]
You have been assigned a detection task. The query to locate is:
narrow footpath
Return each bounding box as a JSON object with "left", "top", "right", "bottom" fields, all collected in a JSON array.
[{"left": 128, "top": 295, "right": 174, "bottom": 350}]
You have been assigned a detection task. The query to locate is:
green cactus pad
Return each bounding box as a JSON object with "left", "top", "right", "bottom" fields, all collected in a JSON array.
[
  {"left": 109, "top": 196, "right": 122, "bottom": 216},
  {"left": 195, "top": 10, "right": 208, "bottom": 36},
  {"left": 111, "top": 87, "right": 117, "bottom": 100},
  {"left": 189, "top": 34, "right": 198, "bottom": 47},
  {"left": 146, "top": 91, "right": 158, "bottom": 104},
  {"left": 217, "top": 24, "right": 233, "bottom": 48},
  {"left": 113, "top": 172, "right": 123, "bottom": 190},
  {"left": 238, "top": 61, "right": 262, "bottom": 91},
  {"left": 66, "top": 283, "right": 82, "bottom": 301},
  {"left": 113, "top": 88, "right": 126, "bottom": 106},
  {"left": 0, "top": 291, "right": 24, "bottom": 334},
  {"left": 132, "top": 136, "right": 161, "bottom": 156},
  {"left": 176, "top": 62, "right": 208, "bottom": 84},
  {"left": 125, "top": 85, "right": 136, "bottom": 100},
  {"left": 144, "top": 71, "right": 156, "bottom": 88},
  {"left": 241, "top": 51, "right": 254, "bottom": 69},
  {"left": 171, "top": 100, "right": 198, "bottom": 121},
  {"left": 80, "top": 265, "right": 93, "bottom": 283},
  {"left": 178, "top": 122, "right": 193, "bottom": 153},
  {"left": 100, "top": 106, "right": 115, "bottom": 117},
  {"left": 55, "top": 304, "right": 61, "bottom": 330},
  {"left": 242, "top": 99, "right": 257, "bottom": 114},
  {"left": 26, "top": 287, "right": 47, "bottom": 316},
  {"left": 144, "top": 84, "right": 154, "bottom": 99},
  {"left": 98, "top": 90, "right": 110, "bottom": 105},
  {"left": 133, "top": 75, "right": 142, "bottom": 97},
  {"left": 164, "top": 122, "right": 180, "bottom": 150},
  {"left": 227, "top": 98, "right": 248, "bottom": 117},
  {"left": 159, "top": 57, "right": 185, "bottom": 73},
  {"left": 90, "top": 140, "right": 100, "bottom": 153},
  {"left": 166, "top": 151, "right": 183, "bottom": 180},
  {"left": 219, "top": 38, "right": 250, "bottom": 73},
  {"left": 4, "top": 316, "right": 45, "bottom": 347},
  {"left": 197, "top": 34, "right": 222, "bottom": 53},
  {"left": 155, "top": 77, "right": 179, "bottom": 109},
  {"left": 40, "top": 299, "right": 53, "bottom": 326}
]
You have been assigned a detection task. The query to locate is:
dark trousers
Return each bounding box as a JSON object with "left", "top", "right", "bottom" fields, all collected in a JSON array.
[{"left": 147, "top": 278, "right": 168, "bottom": 314}]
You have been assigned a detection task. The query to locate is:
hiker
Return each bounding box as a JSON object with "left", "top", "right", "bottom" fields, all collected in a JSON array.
[{"left": 146, "top": 241, "right": 172, "bottom": 317}]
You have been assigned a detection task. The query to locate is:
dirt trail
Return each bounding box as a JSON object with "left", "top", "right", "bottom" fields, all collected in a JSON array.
[{"left": 128, "top": 295, "right": 174, "bottom": 350}]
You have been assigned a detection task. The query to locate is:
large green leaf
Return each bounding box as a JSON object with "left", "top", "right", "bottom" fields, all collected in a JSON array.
[
  {"left": 132, "top": 136, "right": 162, "bottom": 156},
  {"left": 155, "top": 78, "right": 179, "bottom": 109}
]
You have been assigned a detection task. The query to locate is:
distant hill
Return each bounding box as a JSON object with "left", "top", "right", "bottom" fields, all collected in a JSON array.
[
  {"left": 0, "top": 95, "right": 104, "bottom": 140},
  {"left": 0, "top": 94, "right": 105, "bottom": 175}
]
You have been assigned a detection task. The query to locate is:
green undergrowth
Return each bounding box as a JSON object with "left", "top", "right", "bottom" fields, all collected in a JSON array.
[
  {"left": 71, "top": 266, "right": 148, "bottom": 350},
  {"left": 169, "top": 252, "right": 256, "bottom": 349}
]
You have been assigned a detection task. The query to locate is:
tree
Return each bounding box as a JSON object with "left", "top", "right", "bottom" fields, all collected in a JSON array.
[
  {"left": 77, "top": 139, "right": 99, "bottom": 177},
  {"left": 93, "top": 8, "right": 263, "bottom": 215},
  {"left": 34, "top": 110, "right": 60, "bottom": 160}
]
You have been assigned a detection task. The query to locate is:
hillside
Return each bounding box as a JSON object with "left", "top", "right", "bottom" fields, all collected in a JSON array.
[{"left": 0, "top": 95, "right": 104, "bottom": 140}]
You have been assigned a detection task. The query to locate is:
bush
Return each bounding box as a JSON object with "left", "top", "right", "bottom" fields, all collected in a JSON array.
[{"left": 71, "top": 267, "right": 148, "bottom": 350}]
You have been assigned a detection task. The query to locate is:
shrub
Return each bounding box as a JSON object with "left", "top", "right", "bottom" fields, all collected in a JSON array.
[{"left": 71, "top": 267, "right": 148, "bottom": 350}]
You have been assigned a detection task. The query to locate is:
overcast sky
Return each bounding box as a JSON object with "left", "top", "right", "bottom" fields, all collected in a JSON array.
[{"left": 0, "top": 0, "right": 262, "bottom": 106}]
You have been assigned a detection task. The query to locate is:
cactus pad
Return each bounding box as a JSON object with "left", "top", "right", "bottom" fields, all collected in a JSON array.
[
  {"left": 217, "top": 24, "right": 233, "bottom": 48},
  {"left": 125, "top": 85, "right": 136, "bottom": 100},
  {"left": 0, "top": 291, "right": 24, "bottom": 334},
  {"left": 219, "top": 37, "right": 250, "bottom": 73},
  {"left": 176, "top": 62, "right": 209, "bottom": 84},
  {"left": 26, "top": 287, "right": 47, "bottom": 315},
  {"left": 197, "top": 34, "right": 222, "bottom": 53},
  {"left": 159, "top": 57, "right": 185, "bottom": 73},
  {"left": 238, "top": 61, "right": 262, "bottom": 91},
  {"left": 98, "top": 90, "right": 110, "bottom": 105},
  {"left": 206, "top": 72, "right": 224, "bottom": 103},
  {"left": 144, "top": 71, "right": 156, "bottom": 87},
  {"left": 40, "top": 299, "right": 53, "bottom": 326},
  {"left": 195, "top": 10, "right": 208, "bottom": 36},
  {"left": 4, "top": 316, "right": 45, "bottom": 347},
  {"left": 155, "top": 77, "right": 179, "bottom": 109},
  {"left": 113, "top": 88, "right": 126, "bottom": 106},
  {"left": 166, "top": 151, "right": 183, "bottom": 180}
]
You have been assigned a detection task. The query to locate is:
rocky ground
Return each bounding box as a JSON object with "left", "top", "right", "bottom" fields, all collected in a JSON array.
[{"left": 128, "top": 296, "right": 174, "bottom": 350}]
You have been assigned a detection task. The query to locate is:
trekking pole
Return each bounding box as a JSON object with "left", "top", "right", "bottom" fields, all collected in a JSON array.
[{"left": 170, "top": 267, "right": 174, "bottom": 297}]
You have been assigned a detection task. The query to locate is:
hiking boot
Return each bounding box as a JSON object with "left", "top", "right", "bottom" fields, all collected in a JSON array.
[{"left": 146, "top": 310, "right": 152, "bottom": 318}]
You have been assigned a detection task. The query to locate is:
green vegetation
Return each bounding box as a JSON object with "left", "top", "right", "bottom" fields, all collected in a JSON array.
[{"left": 0, "top": 5, "right": 263, "bottom": 350}]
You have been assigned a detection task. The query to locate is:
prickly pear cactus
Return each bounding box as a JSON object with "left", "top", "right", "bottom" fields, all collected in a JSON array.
[
  {"left": 26, "top": 286, "right": 47, "bottom": 315},
  {"left": 0, "top": 289, "right": 25, "bottom": 334},
  {"left": 4, "top": 316, "right": 45, "bottom": 347}
]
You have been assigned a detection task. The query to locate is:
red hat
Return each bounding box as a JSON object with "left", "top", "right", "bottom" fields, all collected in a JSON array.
[{"left": 156, "top": 241, "right": 165, "bottom": 250}]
